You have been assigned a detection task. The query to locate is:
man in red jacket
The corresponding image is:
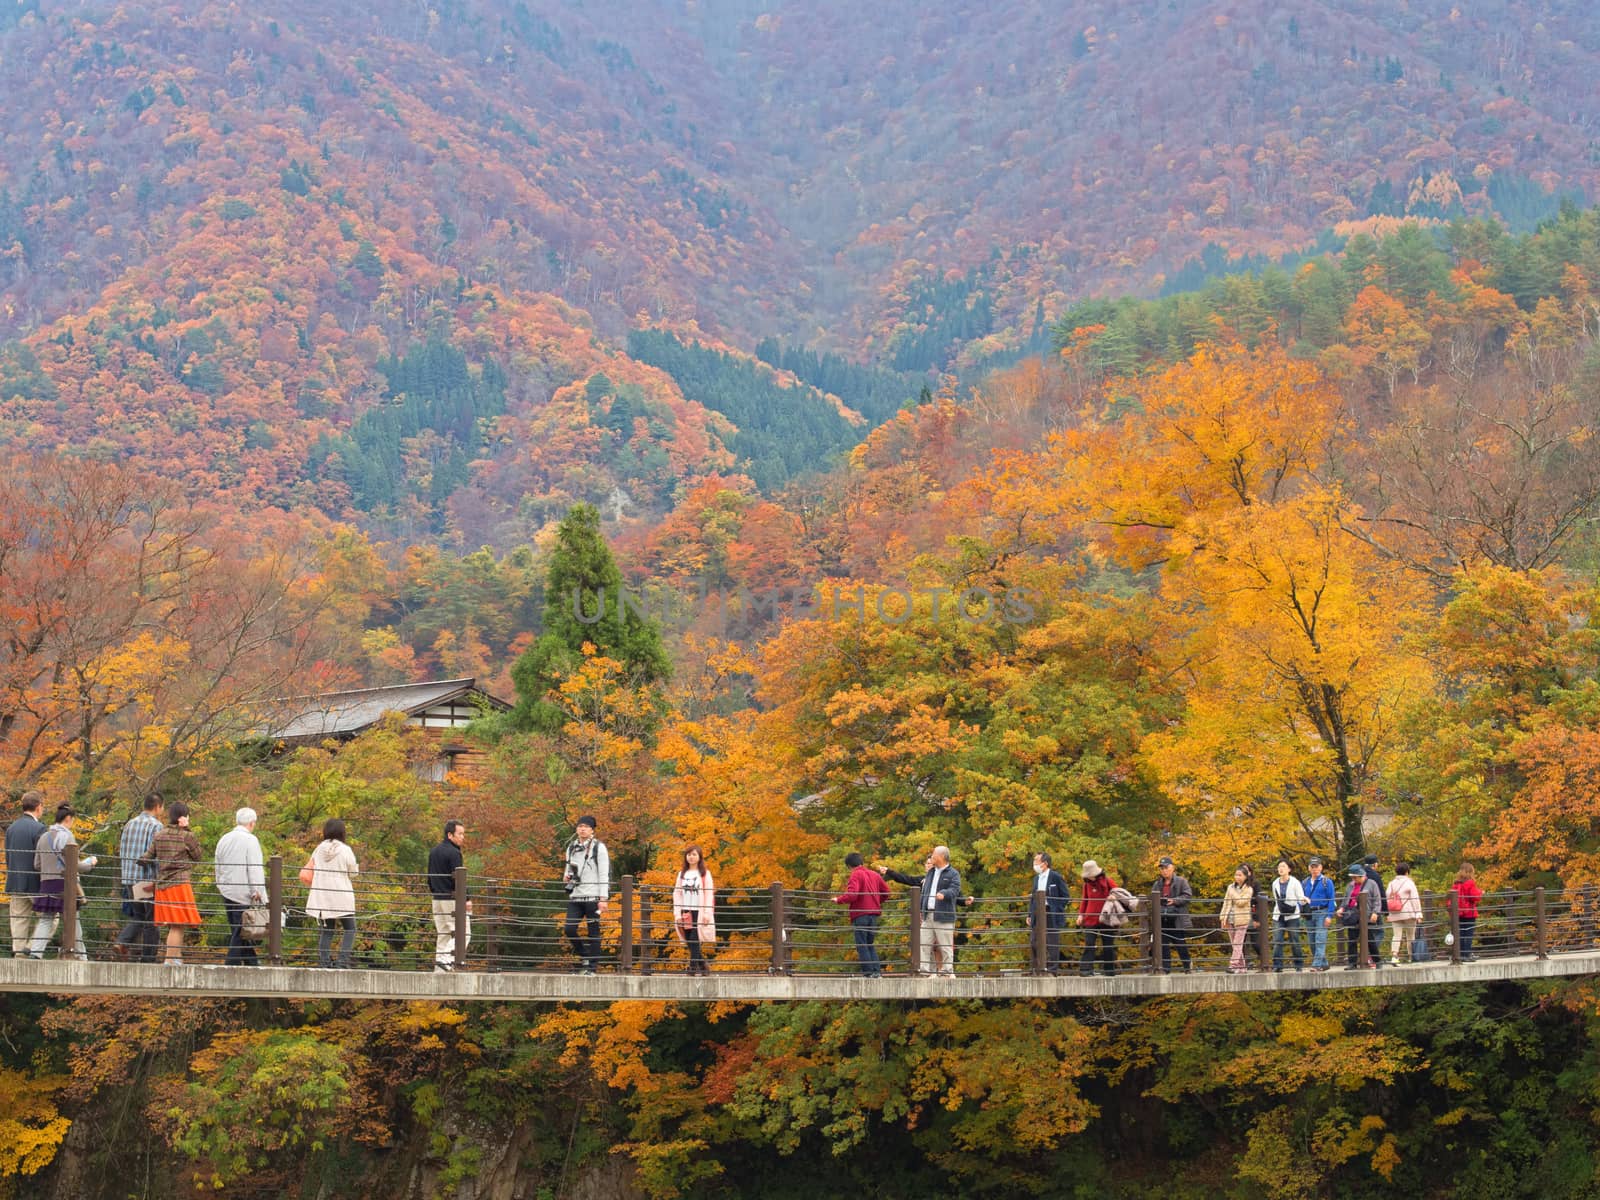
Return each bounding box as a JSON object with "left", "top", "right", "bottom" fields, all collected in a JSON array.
[{"left": 833, "top": 852, "right": 890, "bottom": 977}]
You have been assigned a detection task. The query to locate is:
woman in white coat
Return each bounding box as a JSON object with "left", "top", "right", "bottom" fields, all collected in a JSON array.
[
  {"left": 1385, "top": 861, "right": 1423, "bottom": 964},
  {"left": 304, "top": 818, "right": 360, "bottom": 968},
  {"left": 1270, "top": 859, "right": 1309, "bottom": 972},
  {"left": 672, "top": 846, "right": 716, "bottom": 976}
]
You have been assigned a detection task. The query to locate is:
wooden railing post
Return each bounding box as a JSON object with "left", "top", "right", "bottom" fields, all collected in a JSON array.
[
  {"left": 267, "top": 855, "right": 283, "bottom": 965},
  {"left": 61, "top": 844, "right": 79, "bottom": 958},
  {"left": 1255, "top": 893, "right": 1271, "bottom": 969},
  {"left": 1356, "top": 889, "right": 1371, "bottom": 966},
  {"left": 769, "top": 883, "right": 786, "bottom": 974},
  {"left": 619, "top": 875, "right": 634, "bottom": 973},
  {"left": 453, "top": 865, "right": 469, "bottom": 971},
  {"left": 1447, "top": 891, "right": 1462, "bottom": 965},
  {"left": 1030, "top": 890, "right": 1047, "bottom": 974},
  {"left": 1535, "top": 886, "right": 1548, "bottom": 960}
]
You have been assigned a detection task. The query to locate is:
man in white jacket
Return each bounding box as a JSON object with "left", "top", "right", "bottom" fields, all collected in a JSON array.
[
  {"left": 215, "top": 808, "right": 266, "bottom": 966},
  {"left": 562, "top": 815, "right": 609, "bottom": 975}
]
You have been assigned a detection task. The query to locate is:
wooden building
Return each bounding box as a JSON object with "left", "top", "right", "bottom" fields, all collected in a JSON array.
[{"left": 263, "top": 677, "right": 510, "bottom": 781}]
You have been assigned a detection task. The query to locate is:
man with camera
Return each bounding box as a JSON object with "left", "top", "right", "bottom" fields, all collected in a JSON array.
[{"left": 562, "top": 815, "right": 609, "bottom": 975}]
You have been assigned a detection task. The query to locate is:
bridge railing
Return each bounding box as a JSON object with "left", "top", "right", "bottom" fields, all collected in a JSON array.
[{"left": 19, "top": 850, "right": 1596, "bottom": 978}]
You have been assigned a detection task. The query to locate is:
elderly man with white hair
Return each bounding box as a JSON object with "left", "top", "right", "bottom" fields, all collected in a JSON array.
[
  {"left": 215, "top": 807, "right": 266, "bottom": 966},
  {"left": 882, "top": 845, "right": 963, "bottom": 977}
]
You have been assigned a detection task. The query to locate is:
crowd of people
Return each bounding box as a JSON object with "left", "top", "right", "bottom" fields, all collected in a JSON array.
[
  {"left": 4, "top": 791, "right": 1492, "bottom": 977},
  {"left": 832, "top": 849, "right": 1486, "bottom": 977}
]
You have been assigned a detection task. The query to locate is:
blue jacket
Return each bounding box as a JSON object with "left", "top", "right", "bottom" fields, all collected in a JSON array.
[
  {"left": 1302, "top": 872, "right": 1337, "bottom": 915},
  {"left": 885, "top": 864, "right": 963, "bottom": 924},
  {"left": 4, "top": 813, "right": 46, "bottom": 896},
  {"left": 1034, "top": 869, "right": 1071, "bottom": 928}
]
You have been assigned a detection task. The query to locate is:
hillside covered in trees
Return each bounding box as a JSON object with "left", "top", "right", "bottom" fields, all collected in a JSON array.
[
  {"left": 4, "top": 0, "right": 1600, "bottom": 539},
  {"left": 9, "top": 202, "right": 1600, "bottom": 1196}
]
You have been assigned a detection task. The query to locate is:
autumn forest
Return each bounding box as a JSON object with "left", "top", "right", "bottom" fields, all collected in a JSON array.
[{"left": 7, "top": 0, "right": 1600, "bottom": 1197}]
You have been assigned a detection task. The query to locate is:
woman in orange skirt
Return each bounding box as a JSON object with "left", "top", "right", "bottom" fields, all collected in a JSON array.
[{"left": 144, "top": 800, "right": 203, "bottom": 964}]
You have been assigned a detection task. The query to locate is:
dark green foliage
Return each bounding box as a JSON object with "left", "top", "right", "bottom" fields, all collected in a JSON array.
[
  {"left": 1159, "top": 231, "right": 1345, "bottom": 296},
  {"left": 280, "top": 159, "right": 317, "bottom": 196},
  {"left": 121, "top": 84, "right": 157, "bottom": 115},
  {"left": 307, "top": 335, "right": 507, "bottom": 526},
  {"left": 350, "top": 239, "right": 384, "bottom": 278},
  {"left": 1489, "top": 171, "right": 1584, "bottom": 234},
  {"left": 0, "top": 342, "right": 58, "bottom": 402},
  {"left": 627, "top": 329, "right": 862, "bottom": 491},
  {"left": 888, "top": 267, "right": 994, "bottom": 372},
  {"left": 1056, "top": 208, "right": 1600, "bottom": 373},
  {"left": 218, "top": 199, "right": 257, "bottom": 221},
  {"left": 752, "top": 338, "right": 919, "bottom": 425},
  {"left": 655, "top": 166, "right": 747, "bottom": 231},
  {"left": 508, "top": 502, "right": 669, "bottom": 734}
]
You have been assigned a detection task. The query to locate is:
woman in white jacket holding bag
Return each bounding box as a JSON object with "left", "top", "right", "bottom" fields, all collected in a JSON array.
[
  {"left": 672, "top": 846, "right": 716, "bottom": 976},
  {"left": 304, "top": 818, "right": 360, "bottom": 968},
  {"left": 1270, "top": 859, "right": 1309, "bottom": 972}
]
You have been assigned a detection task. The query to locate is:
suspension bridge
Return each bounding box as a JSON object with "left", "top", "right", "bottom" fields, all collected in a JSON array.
[{"left": 4, "top": 847, "right": 1597, "bottom": 1001}]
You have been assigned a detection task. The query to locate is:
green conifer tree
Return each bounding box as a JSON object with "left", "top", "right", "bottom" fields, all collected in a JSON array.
[{"left": 508, "top": 503, "right": 670, "bottom": 734}]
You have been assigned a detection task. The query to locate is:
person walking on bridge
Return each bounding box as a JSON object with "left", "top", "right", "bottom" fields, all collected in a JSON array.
[
  {"left": 1270, "top": 859, "right": 1307, "bottom": 972},
  {"left": 833, "top": 852, "right": 888, "bottom": 977},
  {"left": 1221, "top": 867, "right": 1255, "bottom": 973},
  {"left": 1075, "top": 859, "right": 1117, "bottom": 977},
  {"left": 1302, "top": 857, "right": 1336, "bottom": 971},
  {"left": 672, "top": 846, "right": 715, "bottom": 976},
  {"left": 305, "top": 818, "right": 359, "bottom": 969},
  {"left": 5, "top": 792, "right": 46, "bottom": 957},
  {"left": 111, "top": 795, "right": 162, "bottom": 962},
  {"left": 1385, "top": 861, "right": 1423, "bottom": 965},
  {"left": 1024, "top": 852, "right": 1070, "bottom": 973},
  {"left": 883, "top": 847, "right": 961, "bottom": 976},
  {"left": 28, "top": 803, "right": 98, "bottom": 960},
  {"left": 215, "top": 808, "right": 266, "bottom": 966},
  {"left": 146, "top": 801, "right": 202, "bottom": 966},
  {"left": 427, "top": 820, "right": 471, "bottom": 972},
  {"left": 1337, "top": 863, "right": 1383, "bottom": 969},
  {"left": 1452, "top": 862, "right": 1482, "bottom": 962},
  {"left": 562, "top": 815, "right": 609, "bottom": 975},
  {"left": 1151, "top": 857, "right": 1193, "bottom": 973}
]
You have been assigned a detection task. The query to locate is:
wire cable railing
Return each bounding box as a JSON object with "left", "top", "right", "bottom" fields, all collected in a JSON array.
[{"left": 7, "top": 849, "right": 1594, "bottom": 982}]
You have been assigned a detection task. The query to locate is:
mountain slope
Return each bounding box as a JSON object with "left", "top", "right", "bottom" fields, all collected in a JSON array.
[{"left": 2, "top": 0, "right": 1599, "bottom": 532}]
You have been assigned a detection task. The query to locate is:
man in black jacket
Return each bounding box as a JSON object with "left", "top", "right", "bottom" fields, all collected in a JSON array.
[
  {"left": 1151, "top": 856, "right": 1194, "bottom": 973},
  {"left": 883, "top": 846, "right": 962, "bottom": 976},
  {"left": 427, "top": 820, "right": 471, "bottom": 971},
  {"left": 1026, "top": 852, "right": 1071, "bottom": 973},
  {"left": 5, "top": 792, "right": 46, "bottom": 957}
]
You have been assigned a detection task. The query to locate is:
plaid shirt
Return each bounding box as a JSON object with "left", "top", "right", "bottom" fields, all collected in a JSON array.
[{"left": 119, "top": 812, "right": 162, "bottom": 886}]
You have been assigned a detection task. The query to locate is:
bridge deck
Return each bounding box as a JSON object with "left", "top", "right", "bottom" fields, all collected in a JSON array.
[{"left": 2, "top": 950, "right": 1595, "bottom": 1003}]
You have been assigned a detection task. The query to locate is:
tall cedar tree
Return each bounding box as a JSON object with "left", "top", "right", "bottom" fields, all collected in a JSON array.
[{"left": 509, "top": 503, "right": 669, "bottom": 733}]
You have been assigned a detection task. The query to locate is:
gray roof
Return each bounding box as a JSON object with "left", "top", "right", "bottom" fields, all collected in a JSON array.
[{"left": 263, "top": 678, "right": 510, "bottom": 743}]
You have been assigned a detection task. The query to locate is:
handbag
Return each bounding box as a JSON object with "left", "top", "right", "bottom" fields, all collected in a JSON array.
[
  {"left": 241, "top": 905, "right": 270, "bottom": 942},
  {"left": 1275, "top": 881, "right": 1301, "bottom": 921},
  {"left": 1411, "top": 930, "right": 1431, "bottom": 963}
]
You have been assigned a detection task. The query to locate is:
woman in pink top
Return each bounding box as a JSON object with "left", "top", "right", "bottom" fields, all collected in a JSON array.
[{"left": 672, "top": 846, "right": 716, "bottom": 976}]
